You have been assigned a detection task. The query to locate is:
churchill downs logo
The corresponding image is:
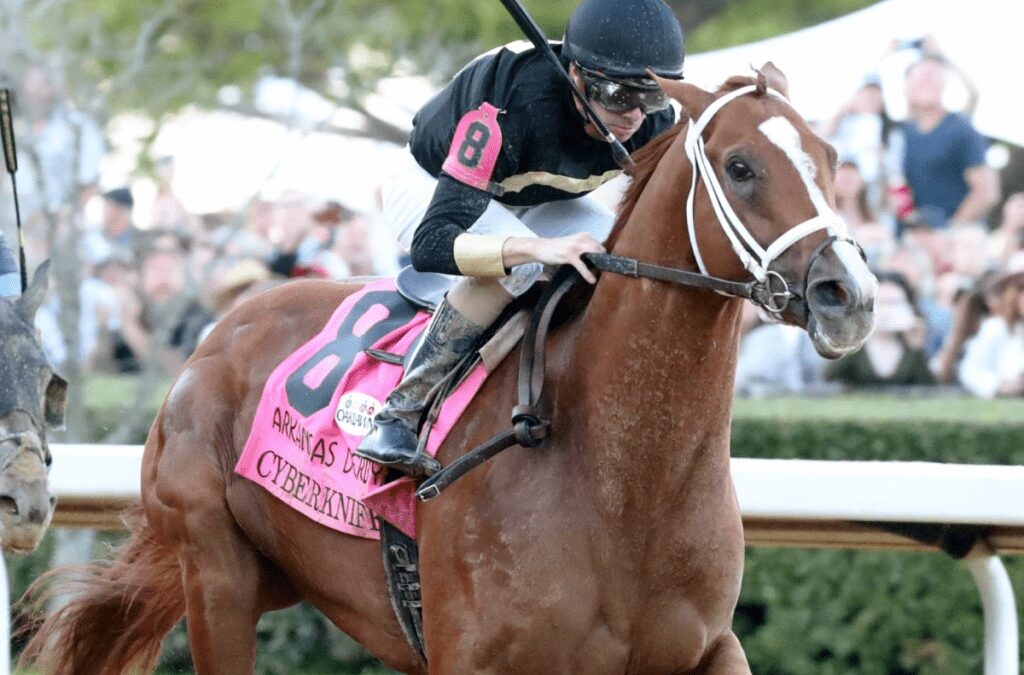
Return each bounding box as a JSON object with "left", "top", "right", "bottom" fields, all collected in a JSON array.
[{"left": 335, "top": 391, "right": 381, "bottom": 436}]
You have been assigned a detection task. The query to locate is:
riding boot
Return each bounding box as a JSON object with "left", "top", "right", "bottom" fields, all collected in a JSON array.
[{"left": 356, "top": 297, "right": 486, "bottom": 477}]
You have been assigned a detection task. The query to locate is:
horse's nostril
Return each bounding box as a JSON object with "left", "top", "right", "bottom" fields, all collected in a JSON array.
[
  {"left": 0, "top": 495, "right": 18, "bottom": 517},
  {"left": 810, "top": 280, "right": 850, "bottom": 309},
  {"left": 49, "top": 494, "right": 57, "bottom": 508}
]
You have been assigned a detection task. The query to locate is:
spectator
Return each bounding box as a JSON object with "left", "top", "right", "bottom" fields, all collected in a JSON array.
[
  {"left": 996, "top": 193, "right": 1024, "bottom": 264},
  {"left": 35, "top": 251, "right": 124, "bottom": 371},
  {"left": 958, "top": 256, "right": 1024, "bottom": 398},
  {"left": 210, "top": 257, "right": 273, "bottom": 315},
  {"left": 0, "top": 228, "right": 18, "bottom": 297},
  {"left": 266, "top": 191, "right": 325, "bottom": 277},
  {"left": 101, "top": 188, "right": 140, "bottom": 248},
  {"left": 932, "top": 270, "right": 997, "bottom": 385},
  {"left": 197, "top": 257, "right": 278, "bottom": 345},
  {"left": 834, "top": 160, "right": 893, "bottom": 267},
  {"left": 825, "top": 272, "right": 935, "bottom": 388},
  {"left": 16, "top": 63, "right": 105, "bottom": 219},
  {"left": 896, "top": 51, "right": 999, "bottom": 228},
  {"left": 149, "top": 156, "right": 200, "bottom": 237},
  {"left": 735, "top": 303, "right": 827, "bottom": 396},
  {"left": 824, "top": 80, "right": 890, "bottom": 197},
  {"left": 881, "top": 240, "right": 950, "bottom": 356},
  {"left": 97, "top": 238, "right": 212, "bottom": 375},
  {"left": 315, "top": 211, "right": 376, "bottom": 278},
  {"left": 900, "top": 205, "right": 948, "bottom": 266},
  {"left": 941, "top": 221, "right": 991, "bottom": 292},
  {"left": 243, "top": 199, "right": 275, "bottom": 242}
]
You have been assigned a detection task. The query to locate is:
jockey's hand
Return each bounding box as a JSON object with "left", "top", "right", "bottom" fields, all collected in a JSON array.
[{"left": 503, "top": 233, "right": 606, "bottom": 284}]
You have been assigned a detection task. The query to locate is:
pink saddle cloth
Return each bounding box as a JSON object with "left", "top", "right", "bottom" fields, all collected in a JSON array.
[{"left": 234, "top": 279, "right": 493, "bottom": 540}]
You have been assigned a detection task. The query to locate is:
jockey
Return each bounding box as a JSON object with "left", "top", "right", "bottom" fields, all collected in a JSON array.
[
  {"left": 356, "top": 0, "right": 686, "bottom": 476},
  {"left": 0, "top": 229, "right": 18, "bottom": 297}
]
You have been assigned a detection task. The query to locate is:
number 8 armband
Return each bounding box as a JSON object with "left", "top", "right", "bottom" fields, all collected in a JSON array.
[{"left": 441, "top": 102, "right": 505, "bottom": 197}]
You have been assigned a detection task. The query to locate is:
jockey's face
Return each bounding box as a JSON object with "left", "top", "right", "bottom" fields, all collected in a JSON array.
[{"left": 569, "top": 64, "right": 646, "bottom": 143}]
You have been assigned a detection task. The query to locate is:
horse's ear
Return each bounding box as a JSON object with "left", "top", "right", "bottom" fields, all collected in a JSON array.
[
  {"left": 15, "top": 259, "right": 50, "bottom": 323},
  {"left": 758, "top": 62, "right": 789, "bottom": 99},
  {"left": 651, "top": 72, "right": 713, "bottom": 121},
  {"left": 44, "top": 373, "right": 67, "bottom": 429}
]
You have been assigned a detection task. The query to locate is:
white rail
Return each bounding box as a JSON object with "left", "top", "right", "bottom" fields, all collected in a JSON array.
[{"left": 3, "top": 446, "right": 1022, "bottom": 675}]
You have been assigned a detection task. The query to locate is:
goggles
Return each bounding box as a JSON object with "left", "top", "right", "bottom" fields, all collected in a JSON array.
[{"left": 578, "top": 66, "right": 670, "bottom": 115}]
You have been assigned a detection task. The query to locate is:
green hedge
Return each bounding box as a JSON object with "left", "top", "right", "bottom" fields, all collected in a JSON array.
[
  {"left": 731, "top": 395, "right": 1024, "bottom": 675},
  {"left": 9, "top": 386, "right": 1022, "bottom": 673}
]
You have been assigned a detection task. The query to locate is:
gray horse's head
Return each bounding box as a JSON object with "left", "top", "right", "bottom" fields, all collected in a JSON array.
[{"left": 0, "top": 261, "right": 63, "bottom": 553}]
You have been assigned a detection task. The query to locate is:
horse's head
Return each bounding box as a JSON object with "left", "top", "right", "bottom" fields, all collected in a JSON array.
[
  {"left": 0, "top": 261, "right": 63, "bottom": 553},
  {"left": 657, "top": 63, "right": 877, "bottom": 358}
]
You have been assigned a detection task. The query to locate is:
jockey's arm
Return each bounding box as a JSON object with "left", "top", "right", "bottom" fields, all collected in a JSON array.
[{"left": 410, "top": 174, "right": 603, "bottom": 283}]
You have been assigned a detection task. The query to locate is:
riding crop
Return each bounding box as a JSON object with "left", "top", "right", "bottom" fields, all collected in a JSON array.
[
  {"left": 0, "top": 89, "right": 27, "bottom": 293},
  {"left": 497, "top": 0, "right": 634, "bottom": 170}
]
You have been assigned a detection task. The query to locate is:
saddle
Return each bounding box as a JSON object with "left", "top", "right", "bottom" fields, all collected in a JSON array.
[{"left": 377, "top": 264, "right": 583, "bottom": 663}]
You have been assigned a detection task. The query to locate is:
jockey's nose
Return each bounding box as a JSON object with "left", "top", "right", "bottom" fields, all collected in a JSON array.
[{"left": 622, "top": 107, "right": 644, "bottom": 123}]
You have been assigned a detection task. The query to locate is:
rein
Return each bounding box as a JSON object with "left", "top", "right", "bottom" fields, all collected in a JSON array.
[{"left": 583, "top": 251, "right": 794, "bottom": 314}]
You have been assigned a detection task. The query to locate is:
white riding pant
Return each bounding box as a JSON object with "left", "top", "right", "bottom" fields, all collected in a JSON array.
[{"left": 381, "top": 152, "right": 614, "bottom": 298}]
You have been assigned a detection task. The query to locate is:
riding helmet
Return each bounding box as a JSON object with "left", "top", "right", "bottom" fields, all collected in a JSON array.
[{"left": 562, "top": 0, "right": 685, "bottom": 80}]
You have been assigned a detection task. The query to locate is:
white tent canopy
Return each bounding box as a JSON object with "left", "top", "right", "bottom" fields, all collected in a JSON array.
[{"left": 684, "top": 0, "right": 1021, "bottom": 147}]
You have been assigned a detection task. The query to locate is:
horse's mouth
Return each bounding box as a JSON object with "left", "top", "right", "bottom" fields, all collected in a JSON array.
[
  {"left": 0, "top": 518, "right": 50, "bottom": 554},
  {"left": 807, "top": 313, "right": 870, "bottom": 360}
]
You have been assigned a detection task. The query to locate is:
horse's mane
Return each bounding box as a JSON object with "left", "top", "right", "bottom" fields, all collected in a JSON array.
[
  {"left": 606, "top": 123, "right": 684, "bottom": 249},
  {"left": 607, "top": 73, "right": 765, "bottom": 250}
]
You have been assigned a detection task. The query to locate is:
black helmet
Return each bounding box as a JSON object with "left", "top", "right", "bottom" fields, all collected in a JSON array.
[{"left": 562, "top": 0, "right": 685, "bottom": 80}]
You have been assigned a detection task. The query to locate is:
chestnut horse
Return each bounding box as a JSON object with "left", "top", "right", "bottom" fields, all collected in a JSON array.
[{"left": 23, "top": 64, "right": 875, "bottom": 674}]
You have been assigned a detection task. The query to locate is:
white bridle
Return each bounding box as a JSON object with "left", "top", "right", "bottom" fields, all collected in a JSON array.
[{"left": 683, "top": 85, "right": 849, "bottom": 297}]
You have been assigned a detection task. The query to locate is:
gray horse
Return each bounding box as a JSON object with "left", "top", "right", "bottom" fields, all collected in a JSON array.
[{"left": 0, "top": 261, "right": 64, "bottom": 553}]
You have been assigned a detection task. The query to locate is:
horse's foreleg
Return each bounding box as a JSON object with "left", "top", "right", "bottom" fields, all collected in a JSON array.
[{"left": 695, "top": 632, "right": 751, "bottom": 675}]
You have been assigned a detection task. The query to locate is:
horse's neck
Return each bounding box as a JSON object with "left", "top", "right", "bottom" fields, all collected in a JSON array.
[{"left": 567, "top": 130, "right": 743, "bottom": 493}]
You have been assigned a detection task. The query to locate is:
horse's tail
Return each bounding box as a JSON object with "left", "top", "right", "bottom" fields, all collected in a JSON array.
[{"left": 18, "top": 505, "right": 185, "bottom": 675}]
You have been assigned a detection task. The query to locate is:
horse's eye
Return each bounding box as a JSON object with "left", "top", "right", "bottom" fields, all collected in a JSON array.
[{"left": 727, "top": 160, "right": 754, "bottom": 182}]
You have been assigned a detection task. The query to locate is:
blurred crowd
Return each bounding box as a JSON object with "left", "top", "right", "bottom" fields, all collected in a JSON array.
[
  {"left": 4, "top": 64, "right": 403, "bottom": 380},
  {"left": 4, "top": 38, "right": 1024, "bottom": 400},
  {"left": 737, "top": 37, "right": 1023, "bottom": 399},
  {"left": 34, "top": 184, "right": 401, "bottom": 377}
]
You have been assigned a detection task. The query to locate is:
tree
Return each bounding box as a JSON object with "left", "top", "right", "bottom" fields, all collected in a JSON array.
[
  {"left": 3, "top": 0, "right": 880, "bottom": 148},
  {"left": 2, "top": 0, "right": 584, "bottom": 147}
]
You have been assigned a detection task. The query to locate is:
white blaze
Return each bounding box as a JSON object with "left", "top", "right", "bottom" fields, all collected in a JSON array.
[
  {"left": 757, "top": 116, "right": 834, "bottom": 218},
  {"left": 758, "top": 115, "right": 876, "bottom": 309}
]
